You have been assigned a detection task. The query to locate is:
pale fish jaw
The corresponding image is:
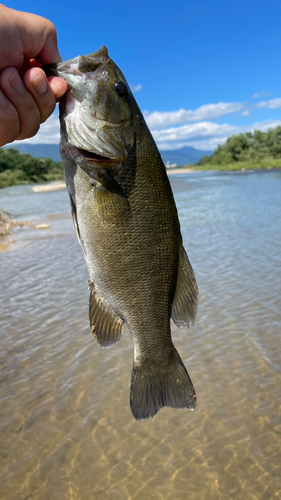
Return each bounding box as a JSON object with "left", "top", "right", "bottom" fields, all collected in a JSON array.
[{"left": 64, "top": 96, "right": 131, "bottom": 161}]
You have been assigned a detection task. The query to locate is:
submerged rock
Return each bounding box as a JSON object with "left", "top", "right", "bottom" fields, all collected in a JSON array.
[
  {"left": 0, "top": 209, "right": 27, "bottom": 236},
  {"left": 35, "top": 223, "right": 51, "bottom": 230},
  {"left": 0, "top": 210, "right": 13, "bottom": 236}
]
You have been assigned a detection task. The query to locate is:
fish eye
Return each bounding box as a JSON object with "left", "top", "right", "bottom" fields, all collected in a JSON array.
[{"left": 112, "top": 80, "right": 128, "bottom": 97}]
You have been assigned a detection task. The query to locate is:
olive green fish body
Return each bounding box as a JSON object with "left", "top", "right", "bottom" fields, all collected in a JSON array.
[{"left": 58, "top": 47, "right": 198, "bottom": 420}]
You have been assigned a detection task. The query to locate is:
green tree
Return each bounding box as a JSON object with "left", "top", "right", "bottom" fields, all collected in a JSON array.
[{"left": 0, "top": 147, "right": 63, "bottom": 188}]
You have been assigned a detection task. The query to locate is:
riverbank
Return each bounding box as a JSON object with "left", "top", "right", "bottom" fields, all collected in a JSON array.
[
  {"left": 4, "top": 164, "right": 280, "bottom": 185},
  {"left": 195, "top": 158, "right": 281, "bottom": 172},
  {"left": 167, "top": 158, "right": 281, "bottom": 174},
  {"left": 167, "top": 167, "right": 195, "bottom": 174},
  {"left": 32, "top": 181, "right": 66, "bottom": 192},
  {"left": 0, "top": 147, "right": 63, "bottom": 189},
  {"left": 2, "top": 160, "right": 281, "bottom": 188}
]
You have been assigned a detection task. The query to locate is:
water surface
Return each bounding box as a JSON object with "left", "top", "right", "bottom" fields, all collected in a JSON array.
[{"left": 0, "top": 171, "right": 280, "bottom": 499}]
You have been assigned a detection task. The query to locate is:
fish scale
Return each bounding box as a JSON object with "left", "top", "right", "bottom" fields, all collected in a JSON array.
[{"left": 57, "top": 46, "right": 198, "bottom": 420}]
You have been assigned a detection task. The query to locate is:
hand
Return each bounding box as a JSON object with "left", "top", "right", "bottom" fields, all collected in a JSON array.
[{"left": 0, "top": 5, "right": 67, "bottom": 147}]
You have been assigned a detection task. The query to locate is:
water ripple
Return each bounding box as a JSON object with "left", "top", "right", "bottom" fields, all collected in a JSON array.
[{"left": 0, "top": 171, "right": 280, "bottom": 499}]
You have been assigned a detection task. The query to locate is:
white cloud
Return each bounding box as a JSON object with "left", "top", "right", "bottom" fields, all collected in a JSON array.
[
  {"left": 152, "top": 122, "right": 237, "bottom": 150},
  {"left": 10, "top": 114, "right": 60, "bottom": 146},
  {"left": 151, "top": 119, "right": 281, "bottom": 151},
  {"left": 241, "top": 110, "right": 250, "bottom": 117},
  {"left": 130, "top": 84, "right": 142, "bottom": 92},
  {"left": 144, "top": 101, "right": 244, "bottom": 129},
  {"left": 252, "top": 91, "right": 272, "bottom": 99},
  {"left": 254, "top": 98, "right": 281, "bottom": 109}
]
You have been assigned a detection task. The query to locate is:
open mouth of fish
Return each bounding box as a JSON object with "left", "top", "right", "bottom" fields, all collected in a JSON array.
[
  {"left": 60, "top": 140, "right": 125, "bottom": 167},
  {"left": 76, "top": 147, "right": 119, "bottom": 164}
]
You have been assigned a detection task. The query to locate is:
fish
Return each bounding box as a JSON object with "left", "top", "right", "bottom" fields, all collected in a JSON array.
[{"left": 55, "top": 46, "right": 198, "bottom": 421}]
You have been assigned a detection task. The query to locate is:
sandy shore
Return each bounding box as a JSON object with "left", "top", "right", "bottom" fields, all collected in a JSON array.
[
  {"left": 166, "top": 167, "right": 196, "bottom": 174},
  {"left": 32, "top": 181, "right": 66, "bottom": 192}
]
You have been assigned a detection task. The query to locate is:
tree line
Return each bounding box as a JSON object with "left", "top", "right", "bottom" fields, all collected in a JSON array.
[
  {"left": 0, "top": 147, "right": 63, "bottom": 188},
  {"left": 1, "top": 126, "right": 281, "bottom": 188},
  {"left": 198, "top": 126, "right": 281, "bottom": 166}
]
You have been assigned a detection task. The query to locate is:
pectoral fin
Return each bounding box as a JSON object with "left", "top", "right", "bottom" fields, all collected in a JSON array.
[
  {"left": 94, "top": 185, "right": 130, "bottom": 219},
  {"left": 89, "top": 283, "right": 124, "bottom": 347},
  {"left": 171, "top": 245, "right": 198, "bottom": 328}
]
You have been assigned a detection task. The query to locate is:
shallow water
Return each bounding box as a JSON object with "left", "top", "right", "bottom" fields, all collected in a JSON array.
[{"left": 0, "top": 171, "right": 280, "bottom": 500}]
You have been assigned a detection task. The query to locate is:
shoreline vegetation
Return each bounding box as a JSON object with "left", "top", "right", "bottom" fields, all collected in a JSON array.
[
  {"left": 0, "top": 147, "right": 64, "bottom": 189},
  {"left": 194, "top": 126, "right": 281, "bottom": 172},
  {"left": 1, "top": 127, "right": 281, "bottom": 189},
  {"left": 168, "top": 158, "right": 281, "bottom": 174}
]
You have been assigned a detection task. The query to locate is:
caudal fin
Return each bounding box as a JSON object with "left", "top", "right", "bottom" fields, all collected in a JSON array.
[{"left": 130, "top": 348, "right": 196, "bottom": 421}]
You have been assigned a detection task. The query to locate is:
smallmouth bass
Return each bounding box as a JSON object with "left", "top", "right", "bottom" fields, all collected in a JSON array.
[{"left": 55, "top": 46, "right": 198, "bottom": 420}]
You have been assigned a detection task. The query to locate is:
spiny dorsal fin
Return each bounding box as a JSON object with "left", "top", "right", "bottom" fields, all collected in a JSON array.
[
  {"left": 89, "top": 283, "right": 124, "bottom": 347},
  {"left": 171, "top": 245, "right": 198, "bottom": 328}
]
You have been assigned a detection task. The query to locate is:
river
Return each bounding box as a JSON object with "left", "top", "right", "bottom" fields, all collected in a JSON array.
[{"left": 0, "top": 170, "right": 280, "bottom": 500}]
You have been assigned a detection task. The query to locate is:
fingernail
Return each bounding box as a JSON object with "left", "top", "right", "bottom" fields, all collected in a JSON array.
[
  {"left": 31, "top": 74, "right": 48, "bottom": 94},
  {"left": 9, "top": 70, "right": 26, "bottom": 94},
  {"left": 0, "top": 89, "right": 8, "bottom": 106}
]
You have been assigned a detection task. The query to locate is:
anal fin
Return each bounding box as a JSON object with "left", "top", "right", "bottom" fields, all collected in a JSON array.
[
  {"left": 89, "top": 283, "right": 124, "bottom": 347},
  {"left": 171, "top": 245, "right": 198, "bottom": 328}
]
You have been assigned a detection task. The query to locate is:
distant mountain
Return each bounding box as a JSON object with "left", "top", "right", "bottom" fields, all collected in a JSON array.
[
  {"left": 3, "top": 143, "right": 212, "bottom": 166},
  {"left": 3, "top": 143, "right": 61, "bottom": 162},
  {"left": 159, "top": 146, "right": 212, "bottom": 166}
]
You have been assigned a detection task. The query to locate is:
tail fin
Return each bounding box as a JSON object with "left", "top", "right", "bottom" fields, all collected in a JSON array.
[{"left": 130, "top": 348, "right": 196, "bottom": 421}]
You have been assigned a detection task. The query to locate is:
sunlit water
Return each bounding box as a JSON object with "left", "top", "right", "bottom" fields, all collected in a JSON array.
[{"left": 0, "top": 171, "right": 280, "bottom": 500}]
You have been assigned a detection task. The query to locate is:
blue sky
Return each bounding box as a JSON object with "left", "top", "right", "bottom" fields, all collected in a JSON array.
[{"left": 8, "top": 0, "right": 281, "bottom": 151}]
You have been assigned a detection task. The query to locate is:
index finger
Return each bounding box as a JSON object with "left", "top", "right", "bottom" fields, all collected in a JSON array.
[{"left": 0, "top": 6, "right": 62, "bottom": 72}]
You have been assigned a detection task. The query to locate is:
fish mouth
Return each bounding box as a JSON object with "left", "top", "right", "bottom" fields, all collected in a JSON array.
[
  {"left": 65, "top": 143, "right": 123, "bottom": 166},
  {"left": 77, "top": 147, "right": 120, "bottom": 164}
]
